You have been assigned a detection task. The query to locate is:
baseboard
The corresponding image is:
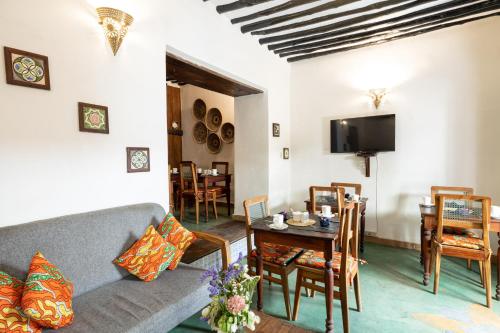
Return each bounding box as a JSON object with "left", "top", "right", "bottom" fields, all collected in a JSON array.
[{"left": 232, "top": 214, "right": 245, "bottom": 222}]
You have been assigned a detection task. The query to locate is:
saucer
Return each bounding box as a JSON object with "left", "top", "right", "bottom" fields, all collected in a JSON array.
[
  {"left": 420, "top": 204, "right": 434, "bottom": 208},
  {"left": 269, "top": 223, "right": 288, "bottom": 230},
  {"left": 319, "top": 213, "right": 334, "bottom": 219}
]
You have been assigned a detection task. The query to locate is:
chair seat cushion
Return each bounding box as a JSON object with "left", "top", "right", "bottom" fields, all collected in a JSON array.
[
  {"left": 441, "top": 233, "right": 484, "bottom": 250},
  {"left": 295, "top": 250, "right": 357, "bottom": 274},
  {"left": 443, "top": 227, "right": 478, "bottom": 237},
  {"left": 250, "top": 243, "right": 302, "bottom": 266}
]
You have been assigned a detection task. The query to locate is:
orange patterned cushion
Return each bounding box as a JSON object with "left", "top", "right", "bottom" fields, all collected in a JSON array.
[
  {"left": 250, "top": 243, "right": 303, "bottom": 266},
  {"left": 441, "top": 233, "right": 484, "bottom": 250},
  {"left": 157, "top": 213, "right": 197, "bottom": 270},
  {"left": 443, "top": 227, "right": 478, "bottom": 237},
  {"left": 115, "top": 225, "right": 177, "bottom": 281},
  {"left": 0, "top": 271, "right": 41, "bottom": 333},
  {"left": 295, "top": 250, "right": 356, "bottom": 274},
  {"left": 21, "top": 252, "right": 74, "bottom": 329}
]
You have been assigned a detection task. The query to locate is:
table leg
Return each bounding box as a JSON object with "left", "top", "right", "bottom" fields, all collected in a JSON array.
[
  {"left": 423, "top": 227, "right": 432, "bottom": 286},
  {"left": 226, "top": 175, "right": 231, "bottom": 216},
  {"left": 360, "top": 208, "right": 366, "bottom": 253},
  {"left": 496, "top": 233, "right": 499, "bottom": 300},
  {"left": 420, "top": 218, "right": 424, "bottom": 265},
  {"left": 256, "top": 242, "right": 264, "bottom": 311},
  {"left": 324, "top": 259, "right": 334, "bottom": 333},
  {"left": 204, "top": 177, "right": 209, "bottom": 222}
]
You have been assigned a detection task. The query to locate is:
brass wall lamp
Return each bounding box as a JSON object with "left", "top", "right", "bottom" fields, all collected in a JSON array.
[
  {"left": 368, "top": 88, "right": 387, "bottom": 109},
  {"left": 96, "top": 7, "right": 134, "bottom": 55}
]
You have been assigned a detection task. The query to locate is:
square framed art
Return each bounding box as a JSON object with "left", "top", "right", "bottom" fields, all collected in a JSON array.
[
  {"left": 78, "top": 102, "right": 109, "bottom": 134},
  {"left": 4, "top": 47, "right": 51, "bottom": 90},
  {"left": 127, "top": 147, "right": 150, "bottom": 173}
]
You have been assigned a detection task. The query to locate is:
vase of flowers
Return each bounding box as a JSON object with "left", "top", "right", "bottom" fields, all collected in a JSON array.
[{"left": 200, "top": 253, "right": 261, "bottom": 333}]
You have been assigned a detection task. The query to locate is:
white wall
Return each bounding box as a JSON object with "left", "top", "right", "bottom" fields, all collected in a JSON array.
[
  {"left": 0, "top": 0, "right": 291, "bottom": 226},
  {"left": 290, "top": 18, "right": 500, "bottom": 249}
]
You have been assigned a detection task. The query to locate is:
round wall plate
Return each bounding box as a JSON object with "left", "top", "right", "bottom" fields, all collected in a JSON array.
[
  {"left": 207, "top": 132, "right": 222, "bottom": 154},
  {"left": 193, "top": 121, "right": 208, "bottom": 144},
  {"left": 193, "top": 99, "right": 206, "bottom": 120},
  {"left": 220, "top": 122, "right": 234, "bottom": 143},
  {"left": 206, "top": 108, "right": 222, "bottom": 131}
]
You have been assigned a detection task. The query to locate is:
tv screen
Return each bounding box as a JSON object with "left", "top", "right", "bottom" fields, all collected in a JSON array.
[{"left": 330, "top": 114, "right": 395, "bottom": 153}]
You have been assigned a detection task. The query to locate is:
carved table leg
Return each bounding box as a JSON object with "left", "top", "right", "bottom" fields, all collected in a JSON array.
[
  {"left": 256, "top": 243, "right": 264, "bottom": 311},
  {"left": 420, "top": 218, "right": 424, "bottom": 265},
  {"left": 423, "top": 228, "right": 432, "bottom": 286},
  {"left": 496, "top": 233, "right": 499, "bottom": 300},
  {"left": 324, "top": 259, "right": 334, "bottom": 333},
  {"left": 360, "top": 208, "right": 366, "bottom": 253}
]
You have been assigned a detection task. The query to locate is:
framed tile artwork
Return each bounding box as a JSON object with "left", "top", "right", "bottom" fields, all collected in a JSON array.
[
  {"left": 127, "top": 147, "right": 150, "bottom": 173},
  {"left": 272, "top": 123, "right": 280, "bottom": 137},
  {"left": 78, "top": 102, "right": 109, "bottom": 134},
  {"left": 4, "top": 47, "right": 51, "bottom": 90}
]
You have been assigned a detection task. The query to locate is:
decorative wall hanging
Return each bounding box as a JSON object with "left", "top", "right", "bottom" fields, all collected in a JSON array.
[
  {"left": 193, "top": 99, "right": 207, "bottom": 120},
  {"left": 78, "top": 102, "right": 109, "bottom": 134},
  {"left": 220, "top": 123, "right": 234, "bottom": 144},
  {"left": 4, "top": 47, "right": 50, "bottom": 90},
  {"left": 193, "top": 121, "right": 208, "bottom": 144},
  {"left": 207, "top": 133, "right": 222, "bottom": 154},
  {"left": 206, "top": 108, "right": 222, "bottom": 131},
  {"left": 283, "top": 148, "right": 290, "bottom": 160},
  {"left": 272, "top": 123, "right": 280, "bottom": 137},
  {"left": 127, "top": 147, "right": 150, "bottom": 173},
  {"left": 96, "top": 7, "right": 134, "bottom": 56}
]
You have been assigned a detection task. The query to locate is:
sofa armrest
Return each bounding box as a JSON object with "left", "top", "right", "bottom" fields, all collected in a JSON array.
[{"left": 192, "top": 231, "right": 231, "bottom": 270}]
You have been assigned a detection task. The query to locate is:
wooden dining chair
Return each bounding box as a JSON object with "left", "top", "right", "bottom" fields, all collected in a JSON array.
[
  {"left": 209, "top": 161, "right": 231, "bottom": 216},
  {"left": 331, "top": 182, "right": 362, "bottom": 197},
  {"left": 292, "top": 201, "right": 362, "bottom": 333},
  {"left": 179, "top": 162, "right": 218, "bottom": 224},
  {"left": 310, "top": 186, "right": 346, "bottom": 245},
  {"left": 243, "top": 195, "right": 303, "bottom": 320},
  {"left": 432, "top": 194, "right": 492, "bottom": 308}
]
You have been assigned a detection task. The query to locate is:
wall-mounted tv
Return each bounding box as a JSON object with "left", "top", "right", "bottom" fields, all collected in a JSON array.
[{"left": 330, "top": 114, "right": 395, "bottom": 153}]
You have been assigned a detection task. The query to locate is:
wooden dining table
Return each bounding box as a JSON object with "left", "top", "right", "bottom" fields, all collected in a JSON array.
[
  {"left": 420, "top": 205, "right": 500, "bottom": 300},
  {"left": 251, "top": 215, "right": 340, "bottom": 333}
]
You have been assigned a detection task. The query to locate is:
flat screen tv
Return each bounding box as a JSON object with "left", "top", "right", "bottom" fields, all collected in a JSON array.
[{"left": 330, "top": 114, "right": 395, "bottom": 153}]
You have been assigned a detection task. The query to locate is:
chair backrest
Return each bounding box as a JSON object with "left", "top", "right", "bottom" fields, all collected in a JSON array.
[
  {"left": 331, "top": 182, "right": 362, "bottom": 196},
  {"left": 309, "top": 186, "right": 345, "bottom": 217},
  {"left": 180, "top": 161, "right": 198, "bottom": 194},
  {"left": 435, "top": 194, "right": 491, "bottom": 252},
  {"left": 212, "top": 161, "right": 229, "bottom": 175},
  {"left": 340, "top": 201, "right": 360, "bottom": 279},
  {"left": 431, "top": 186, "right": 473, "bottom": 205},
  {"left": 243, "top": 195, "right": 269, "bottom": 258}
]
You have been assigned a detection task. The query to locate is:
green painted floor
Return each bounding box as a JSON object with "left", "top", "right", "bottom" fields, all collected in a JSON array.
[
  {"left": 174, "top": 205, "right": 234, "bottom": 232},
  {"left": 171, "top": 243, "right": 500, "bottom": 333}
]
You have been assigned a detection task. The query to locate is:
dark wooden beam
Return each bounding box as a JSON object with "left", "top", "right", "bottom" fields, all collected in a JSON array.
[
  {"left": 243, "top": 0, "right": 407, "bottom": 34},
  {"left": 266, "top": 0, "right": 479, "bottom": 49},
  {"left": 216, "top": 0, "right": 274, "bottom": 14},
  {"left": 276, "top": 1, "right": 500, "bottom": 56},
  {"left": 287, "top": 12, "right": 500, "bottom": 62},
  {"left": 231, "top": 0, "right": 323, "bottom": 24},
  {"left": 261, "top": 0, "right": 475, "bottom": 45}
]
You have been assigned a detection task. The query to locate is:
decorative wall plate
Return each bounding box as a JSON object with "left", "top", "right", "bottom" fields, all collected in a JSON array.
[
  {"left": 193, "top": 99, "right": 206, "bottom": 120},
  {"left": 220, "top": 122, "right": 234, "bottom": 143},
  {"left": 193, "top": 121, "right": 208, "bottom": 144},
  {"left": 206, "top": 108, "right": 222, "bottom": 131},
  {"left": 207, "top": 133, "right": 222, "bottom": 154}
]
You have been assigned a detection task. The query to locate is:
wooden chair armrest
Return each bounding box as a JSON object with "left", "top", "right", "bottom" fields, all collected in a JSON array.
[{"left": 192, "top": 231, "right": 231, "bottom": 270}]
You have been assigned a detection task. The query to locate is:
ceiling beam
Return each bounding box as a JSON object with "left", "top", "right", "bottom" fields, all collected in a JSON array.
[
  {"left": 260, "top": 0, "right": 476, "bottom": 45},
  {"left": 216, "top": 0, "right": 274, "bottom": 14},
  {"left": 275, "top": 1, "right": 500, "bottom": 56},
  {"left": 265, "top": 0, "right": 481, "bottom": 49},
  {"left": 231, "top": 0, "right": 324, "bottom": 24},
  {"left": 243, "top": 0, "right": 408, "bottom": 34},
  {"left": 287, "top": 12, "right": 500, "bottom": 62}
]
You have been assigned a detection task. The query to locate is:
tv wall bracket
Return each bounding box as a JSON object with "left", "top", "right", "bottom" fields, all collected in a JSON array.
[{"left": 356, "top": 152, "right": 376, "bottom": 177}]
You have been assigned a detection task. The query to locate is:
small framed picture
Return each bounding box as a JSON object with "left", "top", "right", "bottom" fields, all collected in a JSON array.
[
  {"left": 127, "top": 147, "right": 150, "bottom": 173},
  {"left": 4, "top": 47, "right": 51, "bottom": 90},
  {"left": 272, "top": 123, "right": 280, "bottom": 137},
  {"left": 283, "top": 148, "right": 289, "bottom": 160},
  {"left": 78, "top": 102, "right": 109, "bottom": 134}
]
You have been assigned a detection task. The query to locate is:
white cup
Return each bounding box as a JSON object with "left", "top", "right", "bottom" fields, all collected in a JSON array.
[
  {"left": 205, "top": 169, "right": 211, "bottom": 175},
  {"left": 212, "top": 168, "right": 218, "bottom": 176},
  {"left": 172, "top": 168, "right": 178, "bottom": 174},
  {"left": 301, "top": 212, "right": 309, "bottom": 223},
  {"left": 197, "top": 168, "right": 202, "bottom": 174},
  {"left": 292, "top": 211, "right": 302, "bottom": 222},
  {"left": 491, "top": 205, "right": 500, "bottom": 218},
  {"left": 321, "top": 205, "right": 332, "bottom": 217},
  {"left": 353, "top": 194, "right": 360, "bottom": 202},
  {"left": 273, "top": 214, "right": 284, "bottom": 226},
  {"left": 422, "top": 196, "right": 432, "bottom": 206}
]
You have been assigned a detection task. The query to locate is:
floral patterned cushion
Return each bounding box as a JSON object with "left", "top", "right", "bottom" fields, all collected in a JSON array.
[
  {"left": 443, "top": 227, "right": 478, "bottom": 237},
  {"left": 251, "top": 243, "right": 303, "bottom": 266},
  {"left": 0, "top": 271, "right": 41, "bottom": 333},
  {"left": 441, "top": 233, "right": 484, "bottom": 250},
  {"left": 21, "top": 252, "right": 74, "bottom": 329},
  {"left": 295, "top": 250, "right": 356, "bottom": 274},
  {"left": 114, "top": 225, "right": 177, "bottom": 281},
  {"left": 157, "top": 213, "right": 197, "bottom": 270}
]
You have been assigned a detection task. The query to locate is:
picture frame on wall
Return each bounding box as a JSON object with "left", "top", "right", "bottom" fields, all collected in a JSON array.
[
  {"left": 4, "top": 47, "right": 51, "bottom": 90},
  {"left": 283, "top": 148, "right": 289, "bottom": 160},
  {"left": 127, "top": 147, "right": 150, "bottom": 173},
  {"left": 272, "top": 123, "right": 280, "bottom": 137},
  {"left": 78, "top": 102, "right": 109, "bottom": 134}
]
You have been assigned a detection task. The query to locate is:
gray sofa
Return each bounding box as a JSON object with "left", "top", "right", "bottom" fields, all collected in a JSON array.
[{"left": 0, "top": 203, "right": 222, "bottom": 332}]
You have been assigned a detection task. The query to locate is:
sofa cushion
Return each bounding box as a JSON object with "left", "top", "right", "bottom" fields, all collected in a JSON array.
[
  {"left": 157, "top": 213, "right": 196, "bottom": 270},
  {"left": 22, "top": 252, "right": 74, "bottom": 329},
  {"left": 114, "top": 225, "right": 177, "bottom": 282},
  {"left": 43, "top": 264, "right": 209, "bottom": 333}
]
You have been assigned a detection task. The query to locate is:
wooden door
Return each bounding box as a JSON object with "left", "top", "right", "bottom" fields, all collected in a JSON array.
[{"left": 167, "top": 85, "right": 182, "bottom": 170}]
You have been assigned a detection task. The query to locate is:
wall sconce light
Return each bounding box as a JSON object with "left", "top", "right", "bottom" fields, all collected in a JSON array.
[
  {"left": 368, "top": 89, "right": 387, "bottom": 109},
  {"left": 96, "top": 7, "right": 134, "bottom": 56}
]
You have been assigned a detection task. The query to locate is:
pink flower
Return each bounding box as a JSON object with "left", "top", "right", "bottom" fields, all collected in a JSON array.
[{"left": 227, "top": 295, "right": 246, "bottom": 315}]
